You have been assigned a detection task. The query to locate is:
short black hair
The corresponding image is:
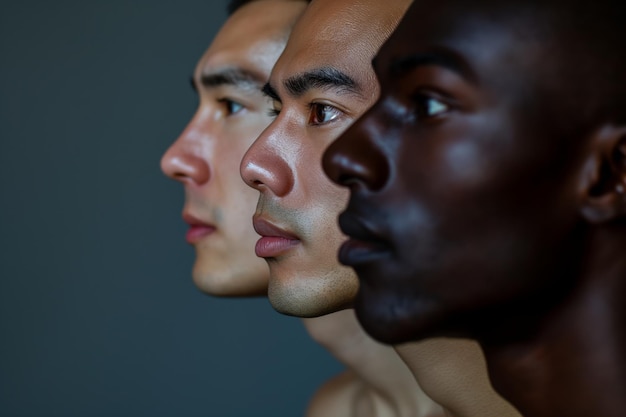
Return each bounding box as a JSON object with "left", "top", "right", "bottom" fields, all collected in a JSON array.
[{"left": 227, "top": 0, "right": 311, "bottom": 16}]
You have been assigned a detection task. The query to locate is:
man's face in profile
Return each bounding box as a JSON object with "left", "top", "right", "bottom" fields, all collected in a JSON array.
[
  {"left": 240, "top": 0, "right": 410, "bottom": 317},
  {"left": 324, "top": 1, "right": 586, "bottom": 343},
  {"left": 161, "top": 0, "right": 306, "bottom": 296}
]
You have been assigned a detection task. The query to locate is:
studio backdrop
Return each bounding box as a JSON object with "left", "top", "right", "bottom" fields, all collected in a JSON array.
[{"left": 0, "top": 2, "right": 341, "bottom": 416}]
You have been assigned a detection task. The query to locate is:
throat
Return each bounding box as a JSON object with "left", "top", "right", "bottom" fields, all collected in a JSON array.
[
  {"left": 481, "top": 269, "right": 626, "bottom": 417},
  {"left": 302, "top": 310, "right": 444, "bottom": 417}
]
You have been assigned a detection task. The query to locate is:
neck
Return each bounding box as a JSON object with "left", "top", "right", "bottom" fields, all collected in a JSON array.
[
  {"left": 302, "top": 309, "right": 442, "bottom": 417},
  {"left": 481, "top": 225, "right": 626, "bottom": 417},
  {"left": 395, "top": 339, "right": 521, "bottom": 417}
]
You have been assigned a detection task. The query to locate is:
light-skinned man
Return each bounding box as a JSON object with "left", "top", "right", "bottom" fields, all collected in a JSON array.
[{"left": 242, "top": 0, "right": 520, "bottom": 415}]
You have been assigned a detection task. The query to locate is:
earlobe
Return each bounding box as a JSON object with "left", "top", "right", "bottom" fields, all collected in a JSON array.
[{"left": 580, "top": 127, "right": 626, "bottom": 224}]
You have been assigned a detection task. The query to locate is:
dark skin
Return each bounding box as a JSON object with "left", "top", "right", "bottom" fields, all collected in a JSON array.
[{"left": 323, "top": 1, "right": 626, "bottom": 416}]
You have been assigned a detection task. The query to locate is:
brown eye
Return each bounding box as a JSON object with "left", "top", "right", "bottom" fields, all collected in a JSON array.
[{"left": 308, "top": 103, "right": 341, "bottom": 126}]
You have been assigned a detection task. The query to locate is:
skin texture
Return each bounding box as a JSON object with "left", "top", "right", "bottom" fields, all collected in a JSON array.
[
  {"left": 240, "top": 0, "right": 411, "bottom": 317},
  {"left": 240, "top": 1, "right": 446, "bottom": 416},
  {"left": 303, "top": 310, "right": 444, "bottom": 417},
  {"left": 242, "top": 1, "right": 519, "bottom": 416},
  {"left": 324, "top": 1, "right": 626, "bottom": 416},
  {"left": 161, "top": 0, "right": 306, "bottom": 296},
  {"left": 162, "top": 3, "right": 441, "bottom": 417},
  {"left": 395, "top": 341, "right": 520, "bottom": 417}
]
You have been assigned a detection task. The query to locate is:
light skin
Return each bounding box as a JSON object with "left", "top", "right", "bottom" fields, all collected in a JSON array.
[
  {"left": 323, "top": 1, "right": 626, "bottom": 416},
  {"left": 241, "top": 1, "right": 446, "bottom": 416},
  {"left": 162, "top": 2, "right": 438, "bottom": 417},
  {"left": 161, "top": 0, "right": 306, "bottom": 296},
  {"left": 242, "top": 1, "right": 519, "bottom": 416},
  {"left": 394, "top": 341, "right": 520, "bottom": 417},
  {"left": 240, "top": 0, "right": 407, "bottom": 317},
  {"left": 302, "top": 309, "right": 443, "bottom": 417}
]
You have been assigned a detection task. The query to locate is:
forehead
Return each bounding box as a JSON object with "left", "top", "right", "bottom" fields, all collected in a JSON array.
[
  {"left": 196, "top": 0, "right": 303, "bottom": 79},
  {"left": 272, "top": 0, "right": 407, "bottom": 88},
  {"left": 377, "top": 2, "right": 547, "bottom": 88}
]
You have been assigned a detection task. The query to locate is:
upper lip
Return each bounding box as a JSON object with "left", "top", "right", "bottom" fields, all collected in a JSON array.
[
  {"left": 182, "top": 211, "right": 214, "bottom": 227},
  {"left": 252, "top": 216, "right": 298, "bottom": 239}
]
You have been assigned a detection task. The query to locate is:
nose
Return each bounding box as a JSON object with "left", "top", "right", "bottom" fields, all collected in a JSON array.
[
  {"left": 240, "top": 120, "right": 294, "bottom": 197},
  {"left": 323, "top": 113, "right": 389, "bottom": 191},
  {"left": 160, "top": 114, "right": 211, "bottom": 185}
]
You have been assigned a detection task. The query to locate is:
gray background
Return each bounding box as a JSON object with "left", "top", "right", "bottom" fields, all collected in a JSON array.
[{"left": 0, "top": 1, "right": 342, "bottom": 416}]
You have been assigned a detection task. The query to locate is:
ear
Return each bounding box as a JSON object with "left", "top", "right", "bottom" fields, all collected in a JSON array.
[{"left": 580, "top": 125, "right": 626, "bottom": 224}]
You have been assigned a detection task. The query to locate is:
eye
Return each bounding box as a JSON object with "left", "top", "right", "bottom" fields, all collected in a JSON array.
[
  {"left": 308, "top": 103, "right": 342, "bottom": 126},
  {"left": 217, "top": 98, "right": 244, "bottom": 116},
  {"left": 413, "top": 94, "right": 449, "bottom": 119}
]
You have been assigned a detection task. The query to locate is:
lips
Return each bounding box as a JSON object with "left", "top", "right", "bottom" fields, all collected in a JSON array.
[
  {"left": 253, "top": 216, "right": 300, "bottom": 258},
  {"left": 183, "top": 212, "right": 216, "bottom": 244},
  {"left": 337, "top": 211, "right": 389, "bottom": 266}
]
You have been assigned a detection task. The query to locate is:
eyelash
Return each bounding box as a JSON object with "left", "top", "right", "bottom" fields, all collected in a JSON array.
[
  {"left": 307, "top": 102, "right": 342, "bottom": 126},
  {"left": 265, "top": 102, "right": 342, "bottom": 126}
]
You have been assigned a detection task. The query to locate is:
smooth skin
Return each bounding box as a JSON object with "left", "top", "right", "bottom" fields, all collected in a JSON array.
[
  {"left": 241, "top": 2, "right": 445, "bottom": 416},
  {"left": 162, "top": 2, "right": 439, "bottom": 417},
  {"left": 241, "top": 0, "right": 407, "bottom": 317},
  {"left": 242, "top": 0, "right": 519, "bottom": 416},
  {"left": 324, "top": 1, "right": 626, "bottom": 416},
  {"left": 161, "top": 0, "right": 305, "bottom": 296}
]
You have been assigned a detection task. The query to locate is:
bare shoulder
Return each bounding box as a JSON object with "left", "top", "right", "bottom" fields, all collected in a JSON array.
[
  {"left": 306, "top": 370, "right": 414, "bottom": 417},
  {"left": 305, "top": 370, "right": 362, "bottom": 417},
  {"left": 305, "top": 370, "right": 368, "bottom": 417}
]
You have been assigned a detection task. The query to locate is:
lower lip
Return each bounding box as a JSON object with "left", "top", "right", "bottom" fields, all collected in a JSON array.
[
  {"left": 255, "top": 236, "right": 300, "bottom": 258},
  {"left": 338, "top": 238, "right": 388, "bottom": 266},
  {"left": 186, "top": 225, "right": 216, "bottom": 244}
]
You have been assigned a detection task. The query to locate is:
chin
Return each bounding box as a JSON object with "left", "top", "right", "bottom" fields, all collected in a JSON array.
[
  {"left": 353, "top": 287, "right": 448, "bottom": 345},
  {"left": 354, "top": 307, "right": 416, "bottom": 345},
  {"left": 192, "top": 264, "right": 269, "bottom": 297},
  {"left": 265, "top": 261, "right": 358, "bottom": 316},
  {"left": 267, "top": 279, "right": 354, "bottom": 318},
  {"left": 268, "top": 293, "right": 342, "bottom": 318}
]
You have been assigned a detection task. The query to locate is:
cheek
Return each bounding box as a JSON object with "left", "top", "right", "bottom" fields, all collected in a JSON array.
[
  {"left": 298, "top": 188, "right": 348, "bottom": 241},
  {"left": 217, "top": 117, "right": 269, "bottom": 173},
  {"left": 213, "top": 137, "right": 260, "bottom": 222},
  {"left": 440, "top": 140, "right": 493, "bottom": 188},
  {"left": 400, "top": 131, "right": 492, "bottom": 195},
  {"left": 215, "top": 144, "right": 251, "bottom": 191}
]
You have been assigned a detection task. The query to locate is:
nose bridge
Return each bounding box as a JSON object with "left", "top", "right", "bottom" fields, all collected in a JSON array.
[
  {"left": 160, "top": 110, "right": 211, "bottom": 185},
  {"left": 240, "top": 118, "right": 294, "bottom": 197},
  {"left": 323, "top": 112, "right": 390, "bottom": 191}
]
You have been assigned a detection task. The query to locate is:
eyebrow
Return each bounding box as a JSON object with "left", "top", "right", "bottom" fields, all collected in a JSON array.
[
  {"left": 191, "top": 68, "right": 265, "bottom": 92},
  {"left": 262, "top": 82, "right": 280, "bottom": 102},
  {"left": 282, "top": 67, "right": 362, "bottom": 98},
  {"left": 386, "top": 50, "right": 478, "bottom": 84}
]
